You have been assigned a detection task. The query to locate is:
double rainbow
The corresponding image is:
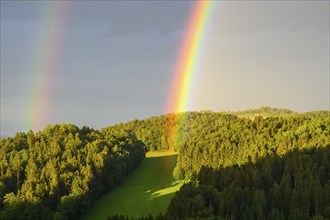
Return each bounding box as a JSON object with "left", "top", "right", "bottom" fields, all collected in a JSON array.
[
  {"left": 166, "top": 1, "right": 214, "bottom": 149},
  {"left": 25, "top": 1, "right": 213, "bottom": 135},
  {"left": 25, "top": 1, "right": 69, "bottom": 132}
]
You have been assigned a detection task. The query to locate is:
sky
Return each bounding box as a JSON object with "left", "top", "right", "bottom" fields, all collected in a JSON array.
[{"left": 1, "top": 1, "right": 329, "bottom": 136}]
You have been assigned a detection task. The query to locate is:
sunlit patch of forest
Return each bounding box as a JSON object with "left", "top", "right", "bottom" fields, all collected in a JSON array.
[{"left": 0, "top": 125, "right": 145, "bottom": 219}]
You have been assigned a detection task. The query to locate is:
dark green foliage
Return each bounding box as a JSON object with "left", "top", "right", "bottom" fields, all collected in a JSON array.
[
  {"left": 173, "top": 110, "right": 329, "bottom": 180},
  {"left": 1, "top": 107, "right": 329, "bottom": 220},
  {"left": 166, "top": 147, "right": 330, "bottom": 220},
  {"left": 0, "top": 124, "right": 145, "bottom": 219},
  {"left": 103, "top": 108, "right": 328, "bottom": 155},
  {"left": 159, "top": 109, "right": 329, "bottom": 220},
  {"left": 234, "top": 106, "right": 297, "bottom": 117},
  {"left": 107, "top": 213, "right": 166, "bottom": 220},
  {"left": 103, "top": 109, "right": 329, "bottom": 220}
]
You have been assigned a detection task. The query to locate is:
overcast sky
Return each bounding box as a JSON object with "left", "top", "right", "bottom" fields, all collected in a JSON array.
[{"left": 1, "top": 1, "right": 329, "bottom": 136}]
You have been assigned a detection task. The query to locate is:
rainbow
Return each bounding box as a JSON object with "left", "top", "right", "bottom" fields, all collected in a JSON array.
[
  {"left": 166, "top": 1, "right": 214, "bottom": 114},
  {"left": 165, "top": 1, "right": 214, "bottom": 149},
  {"left": 25, "top": 1, "right": 69, "bottom": 132}
]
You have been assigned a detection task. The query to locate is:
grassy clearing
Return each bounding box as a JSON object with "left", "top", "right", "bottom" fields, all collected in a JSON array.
[
  {"left": 146, "top": 151, "right": 178, "bottom": 158},
  {"left": 82, "top": 152, "right": 183, "bottom": 220}
]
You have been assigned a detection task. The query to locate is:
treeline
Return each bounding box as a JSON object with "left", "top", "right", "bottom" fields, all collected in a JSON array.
[
  {"left": 106, "top": 213, "right": 166, "bottom": 220},
  {"left": 109, "top": 109, "right": 329, "bottom": 180},
  {"left": 0, "top": 124, "right": 145, "bottom": 219},
  {"left": 1, "top": 107, "right": 329, "bottom": 219},
  {"left": 174, "top": 110, "right": 329, "bottom": 180},
  {"left": 107, "top": 115, "right": 172, "bottom": 152},
  {"left": 110, "top": 147, "right": 330, "bottom": 220},
  {"left": 108, "top": 112, "right": 239, "bottom": 152},
  {"left": 167, "top": 110, "right": 330, "bottom": 219},
  {"left": 105, "top": 109, "right": 329, "bottom": 220},
  {"left": 234, "top": 106, "right": 297, "bottom": 117},
  {"left": 167, "top": 146, "right": 330, "bottom": 219}
]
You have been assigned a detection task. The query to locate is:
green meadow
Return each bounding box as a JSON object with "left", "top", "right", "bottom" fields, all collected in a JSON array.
[{"left": 82, "top": 152, "right": 183, "bottom": 220}]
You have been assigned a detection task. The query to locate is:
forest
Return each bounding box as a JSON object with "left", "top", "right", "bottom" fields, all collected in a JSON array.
[
  {"left": 167, "top": 147, "right": 330, "bottom": 219},
  {"left": 0, "top": 124, "right": 145, "bottom": 219},
  {"left": 1, "top": 107, "right": 329, "bottom": 219},
  {"left": 107, "top": 109, "right": 329, "bottom": 219}
]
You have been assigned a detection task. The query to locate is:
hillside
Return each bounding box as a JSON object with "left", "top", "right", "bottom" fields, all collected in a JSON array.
[
  {"left": 234, "top": 106, "right": 297, "bottom": 118},
  {"left": 1, "top": 107, "right": 329, "bottom": 219},
  {"left": 105, "top": 108, "right": 330, "bottom": 219},
  {"left": 167, "top": 146, "right": 330, "bottom": 219},
  {"left": 0, "top": 124, "right": 145, "bottom": 219},
  {"left": 106, "top": 107, "right": 326, "bottom": 152},
  {"left": 83, "top": 152, "right": 183, "bottom": 219}
]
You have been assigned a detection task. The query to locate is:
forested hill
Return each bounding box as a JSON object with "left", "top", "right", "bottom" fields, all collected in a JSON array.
[
  {"left": 105, "top": 108, "right": 330, "bottom": 220},
  {"left": 1, "top": 107, "right": 329, "bottom": 219},
  {"left": 233, "top": 106, "right": 297, "bottom": 117},
  {"left": 106, "top": 107, "right": 328, "bottom": 153},
  {"left": 0, "top": 124, "right": 145, "bottom": 219},
  {"left": 166, "top": 146, "right": 330, "bottom": 220}
]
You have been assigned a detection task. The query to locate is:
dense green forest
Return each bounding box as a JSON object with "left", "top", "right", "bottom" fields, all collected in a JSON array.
[
  {"left": 0, "top": 124, "right": 145, "bottom": 219},
  {"left": 167, "top": 147, "right": 330, "bottom": 219},
  {"left": 233, "top": 106, "right": 297, "bottom": 117},
  {"left": 106, "top": 109, "right": 329, "bottom": 219},
  {"left": 107, "top": 147, "right": 330, "bottom": 220},
  {"left": 1, "top": 107, "right": 329, "bottom": 219},
  {"left": 173, "top": 110, "right": 329, "bottom": 180}
]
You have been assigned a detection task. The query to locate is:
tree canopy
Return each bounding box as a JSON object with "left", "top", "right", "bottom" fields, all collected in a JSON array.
[
  {"left": 1, "top": 107, "right": 329, "bottom": 219},
  {"left": 0, "top": 124, "right": 145, "bottom": 219}
]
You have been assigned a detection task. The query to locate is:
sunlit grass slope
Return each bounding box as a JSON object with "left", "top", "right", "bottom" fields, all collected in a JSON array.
[{"left": 82, "top": 152, "right": 183, "bottom": 219}]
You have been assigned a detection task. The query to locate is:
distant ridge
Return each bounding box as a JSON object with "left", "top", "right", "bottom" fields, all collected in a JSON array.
[
  {"left": 3, "top": 107, "right": 328, "bottom": 138},
  {"left": 163, "top": 106, "right": 325, "bottom": 120},
  {"left": 232, "top": 106, "right": 297, "bottom": 117}
]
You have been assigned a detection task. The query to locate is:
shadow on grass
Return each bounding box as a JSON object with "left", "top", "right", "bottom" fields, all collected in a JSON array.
[
  {"left": 145, "top": 181, "right": 183, "bottom": 200},
  {"left": 82, "top": 154, "right": 183, "bottom": 220}
]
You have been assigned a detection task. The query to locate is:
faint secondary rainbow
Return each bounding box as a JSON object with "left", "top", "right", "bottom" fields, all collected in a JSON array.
[
  {"left": 25, "top": 1, "right": 69, "bottom": 132},
  {"left": 165, "top": 1, "right": 214, "bottom": 149}
]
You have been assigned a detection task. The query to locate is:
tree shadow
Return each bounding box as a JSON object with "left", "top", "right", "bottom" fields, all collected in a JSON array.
[
  {"left": 167, "top": 145, "right": 330, "bottom": 220},
  {"left": 82, "top": 154, "right": 182, "bottom": 219}
]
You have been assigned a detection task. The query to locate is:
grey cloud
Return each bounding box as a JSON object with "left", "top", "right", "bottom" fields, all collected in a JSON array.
[
  {"left": 0, "top": 1, "right": 43, "bottom": 22},
  {"left": 215, "top": 1, "right": 329, "bottom": 34},
  {"left": 1, "top": 1, "right": 192, "bottom": 36},
  {"left": 66, "top": 1, "right": 192, "bottom": 37}
]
